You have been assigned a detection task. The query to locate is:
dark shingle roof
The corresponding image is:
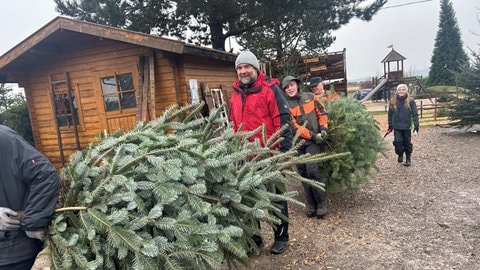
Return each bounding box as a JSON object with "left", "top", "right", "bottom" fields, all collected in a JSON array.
[{"left": 381, "top": 49, "right": 406, "bottom": 63}]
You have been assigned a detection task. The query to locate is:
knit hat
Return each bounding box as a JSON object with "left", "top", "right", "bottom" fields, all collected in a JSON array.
[
  {"left": 309, "top": 77, "right": 323, "bottom": 88},
  {"left": 282, "top": 75, "right": 300, "bottom": 89},
  {"left": 235, "top": 51, "right": 260, "bottom": 70}
]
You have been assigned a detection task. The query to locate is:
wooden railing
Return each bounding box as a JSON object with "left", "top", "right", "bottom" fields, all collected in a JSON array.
[{"left": 417, "top": 100, "right": 452, "bottom": 121}]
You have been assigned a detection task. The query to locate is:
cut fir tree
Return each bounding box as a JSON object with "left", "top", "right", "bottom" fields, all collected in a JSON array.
[{"left": 47, "top": 103, "right": 346, "bottom": 270}]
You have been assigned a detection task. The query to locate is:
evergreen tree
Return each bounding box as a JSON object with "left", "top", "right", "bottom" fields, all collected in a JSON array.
[
  {"left": 48, "top": 103, "right": 347, "bottom": 269},
  {"left": 54, "top": 0, "right": 386, "bottom": 55},
  {"left": 427, "top": 0, "right": 468, "bottom": 86},
  {"left": 53, "top": 0, "right": 177, "bottom": 37},
  {"left": 237, "top": 0, "right": 386, "bottom": 60},
  {"left": 319, "top": 98, "right": 384, "bottom": 192},
  {"left": 449, "top": 50, "right": 480, "bottom": 128},
  {"left": 0, "top": 84, "right": 33, "bottom": 144}
]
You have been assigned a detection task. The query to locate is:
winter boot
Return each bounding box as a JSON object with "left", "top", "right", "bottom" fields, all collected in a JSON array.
[
  {"left": 404, "top": 153, "right": 411, "bottom": 166},
  {"left": 316, "top": 202, "right": 328, "bottom": 218},
  {"left": 306, "top": 204, "right": 316, "bottom": 218},
  {"left": 270, "top": 240, "right": 289, "bottom": 254},
  {"left": 247, "top": 235, "right": 264, "bottom": 256},
  {"left": 397, "top": 154, "right": 403, "bottom": 163}
]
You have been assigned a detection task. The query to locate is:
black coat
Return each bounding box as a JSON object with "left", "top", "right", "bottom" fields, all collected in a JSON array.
[
  {"left": 388, "top": 96, "right": 419, "bottom": 130},
  {"left": 0, "top": 125, "right": 60, "bottom": 265}
]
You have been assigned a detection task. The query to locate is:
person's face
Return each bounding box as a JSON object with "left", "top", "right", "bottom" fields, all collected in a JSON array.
[
  {"left": 397, "top": 86, "right": 407, "bottom": 97},
  {"left": 311, "top": 83, "right": 324, "bottom": 96},
  {"left": 284, "top": 81, "right": 299, "bottom": 97},
  {"left": 236, "top": 63, "right": 258, "bottom": 85}
]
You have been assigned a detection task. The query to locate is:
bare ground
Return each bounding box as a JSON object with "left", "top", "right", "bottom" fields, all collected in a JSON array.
[
  {"left": 33, "top": 113, "right": 480, "bottom": 270},
  {"left": 245, "top": 115, "right": 480, "bottom": 270}
]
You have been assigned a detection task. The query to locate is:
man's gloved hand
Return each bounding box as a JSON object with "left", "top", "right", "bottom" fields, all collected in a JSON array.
[
  {"left": 320, "top": 130, "right": 328, "bottom": 139},
  {"left": 314, "top": 130, "right": 327, "bottom": 144},
  {"left": 414, "top": 126, "right": 419, "bottom": 136},
  {"left": 25, "top": 229, "right": 46, "bottom": 241},
  {"left": 0, "top": 207, "right": 21, "bottom": 230}
]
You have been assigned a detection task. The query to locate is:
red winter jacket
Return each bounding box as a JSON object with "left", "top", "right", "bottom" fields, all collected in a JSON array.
[{"left": 229, "top": 71, "right": 292, "bottom": 152}]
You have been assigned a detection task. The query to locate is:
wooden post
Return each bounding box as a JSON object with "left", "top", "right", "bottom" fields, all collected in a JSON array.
[
  {"left": 136, "top": 55, "right": 145, "bottom": 122},
  {"left": 149, "top": 50, "right": 156, "bottom": 120},
  {"left": 420, "top": 100, "right": 423, "bottom": 118}
]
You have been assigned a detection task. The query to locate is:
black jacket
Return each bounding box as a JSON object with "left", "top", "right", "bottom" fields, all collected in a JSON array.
[
  {"left": 0, "top": 125, "right": 60, "bottom": 265},
  {"left": 388, "top": 96, "right": 419, "bottom": 130}
]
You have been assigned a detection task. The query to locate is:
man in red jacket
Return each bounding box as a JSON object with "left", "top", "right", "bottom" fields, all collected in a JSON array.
[
  {"left": 229, "top": 51, "right": 293, "bottom": 255},
  {"left": 0, "top": 125, "right": 60, "bottom": 269}
]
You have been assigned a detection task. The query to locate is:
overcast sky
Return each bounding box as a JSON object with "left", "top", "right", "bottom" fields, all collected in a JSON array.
[{"left": 1, "top": 0, "right": 478, "bottom": 81}]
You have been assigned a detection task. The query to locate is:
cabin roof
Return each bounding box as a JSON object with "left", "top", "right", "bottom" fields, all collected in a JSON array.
[{"left": 0, "top": 16, "right": 236, "bottom": 73}]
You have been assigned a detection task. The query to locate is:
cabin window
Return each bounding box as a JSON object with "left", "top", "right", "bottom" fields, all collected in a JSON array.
[
  {"left": 100, "top": 73, "right": 136, "bottom": 112},
  {"left": 54, "top": 92, "right": 80, "bottom": 127}
]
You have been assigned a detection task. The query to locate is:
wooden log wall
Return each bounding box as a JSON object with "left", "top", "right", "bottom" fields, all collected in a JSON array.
[
  {"left": 21, "top": 40, "right": 168, "bottom": 168},
  {"left": 17, "top": 40, "right": 236, "bottom": 168},
  {"left": 181, "top": 55, "right": 237, "bottom": 104}
]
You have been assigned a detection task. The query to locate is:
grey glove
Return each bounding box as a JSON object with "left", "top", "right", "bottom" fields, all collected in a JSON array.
[
  {"left": 320, "top": 130, "right": 328, "bottom": 139},
  {"left": 0, "top": 207, "right": 21, "bottom": 230},
  {"left": 25, "top": 229, "right": 46, "bottom": 241},
  {"left": 314, "top": 130, "right": 328, "bottom": 144}
]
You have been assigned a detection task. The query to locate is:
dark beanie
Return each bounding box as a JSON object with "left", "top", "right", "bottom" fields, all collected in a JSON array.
[{"left": 309, "top": 77, "right": 323, "bottom": 88}]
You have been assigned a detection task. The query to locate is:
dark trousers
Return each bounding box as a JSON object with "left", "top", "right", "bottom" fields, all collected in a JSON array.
[
  {"left": 0, "top": 231, "right": 43, "bottom": 270},
  {"left": 272, "top": 198, "right": 289, "bottom": 242},
  {"left": 297, "top": 143, "right": 326, "bottom": 206},
  {"left": 252, "top": 188, "right": 289, "bottom": 244},
  {"left": 393, "top": 129, "right": 413, "bottom": 156},
  {"left": 0, "top": 258, "right": 36, "bottom": 270}
]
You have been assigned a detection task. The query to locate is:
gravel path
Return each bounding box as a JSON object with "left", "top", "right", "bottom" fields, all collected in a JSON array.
[
  {"left": 33, "top": 116, "right": 480, "bottom": 270},
  {"left": 248, "top": 121, "right": 480, "bottom": 270}
]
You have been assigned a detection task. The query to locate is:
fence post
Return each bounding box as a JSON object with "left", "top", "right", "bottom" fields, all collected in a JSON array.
[
  {"left": 420, "top": 100, "right": 423, "bottom": 118},
  {"left": 434, "top": 100, "right": 437, "bottom": 121}
]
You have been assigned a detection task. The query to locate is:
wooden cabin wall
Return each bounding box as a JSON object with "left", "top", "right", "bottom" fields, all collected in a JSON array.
[
  {"left": 181, "top": 55, "right": 237, "bottom": 102},
  {"left": 151, "top": 51, "right": 182, "bottom": 117},
  {"left": 11, "top": 41, "right": 235, "bottom": 168},
  {"left": 151, "top": 52, "right": 237, "bottom": 118},
  {"left": 21, "top": 40, "right": 151, "bottom": 168}
]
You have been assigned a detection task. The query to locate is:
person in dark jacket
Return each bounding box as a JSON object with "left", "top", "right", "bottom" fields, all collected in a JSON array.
[
  {"left": 388, "top": 84, "right": 419, "bottom": 166},
  {"left": 229, "top": 51, "right": 293, "bottom": 255},
  {"left": 282, "top": 76, "right": 329, "bottom": 218},
  {"left": 0, "top": 125, "right": 60, "bottom": 269}
]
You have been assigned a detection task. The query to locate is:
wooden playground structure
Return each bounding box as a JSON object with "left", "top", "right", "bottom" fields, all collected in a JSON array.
[{"left": 362, "top": 48, "right": 433, "bottom": 104}]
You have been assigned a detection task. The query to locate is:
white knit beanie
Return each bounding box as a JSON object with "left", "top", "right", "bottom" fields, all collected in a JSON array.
[{"left": 235, "top": 51, "right": 260, "bottom": 70}]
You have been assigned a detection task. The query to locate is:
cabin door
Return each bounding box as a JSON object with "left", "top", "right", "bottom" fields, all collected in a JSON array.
[{"left": 94, "top": 66, "right": 139, "bottom": 135}]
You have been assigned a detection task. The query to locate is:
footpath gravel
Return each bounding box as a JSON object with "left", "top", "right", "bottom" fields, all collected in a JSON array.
[
  {"left": 247, "top": 117, "right": 480, "bottom": 270},
  {"left": 33, "top": 112, "right": 480, "bottom": 270}
]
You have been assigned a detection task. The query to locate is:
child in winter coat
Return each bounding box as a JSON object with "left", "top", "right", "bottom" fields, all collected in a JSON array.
[
  {"left": 388, "top": 84, "right": 419, "bottom": 166},
  {"left": 282, "top": 75, "right": 329, "bottom": 218}
]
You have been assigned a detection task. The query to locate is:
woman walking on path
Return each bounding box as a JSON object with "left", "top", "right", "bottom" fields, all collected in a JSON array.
[{"left": 388, "top": 84, "right": 419, "bottom": 166}]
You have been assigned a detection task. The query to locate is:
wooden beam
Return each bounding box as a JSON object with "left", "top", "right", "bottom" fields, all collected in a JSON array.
[
  {"left": 136, "top": 55, "right": 145, "bottom": 122},
  {"left": 148, "top": 49, "right": 155, "bottom": 120},
  {"left": 142, "top": 56, "right": 149, "bottom": 122}
]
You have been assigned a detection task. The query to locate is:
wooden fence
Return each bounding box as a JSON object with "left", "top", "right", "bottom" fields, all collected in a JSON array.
[{"left": 416, "top": 100, "right": 452, "bottom": 123}]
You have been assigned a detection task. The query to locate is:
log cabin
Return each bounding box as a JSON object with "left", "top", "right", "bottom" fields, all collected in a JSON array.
[{"left": 0, "top": 16, "right": 237, "bottom": 168}]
